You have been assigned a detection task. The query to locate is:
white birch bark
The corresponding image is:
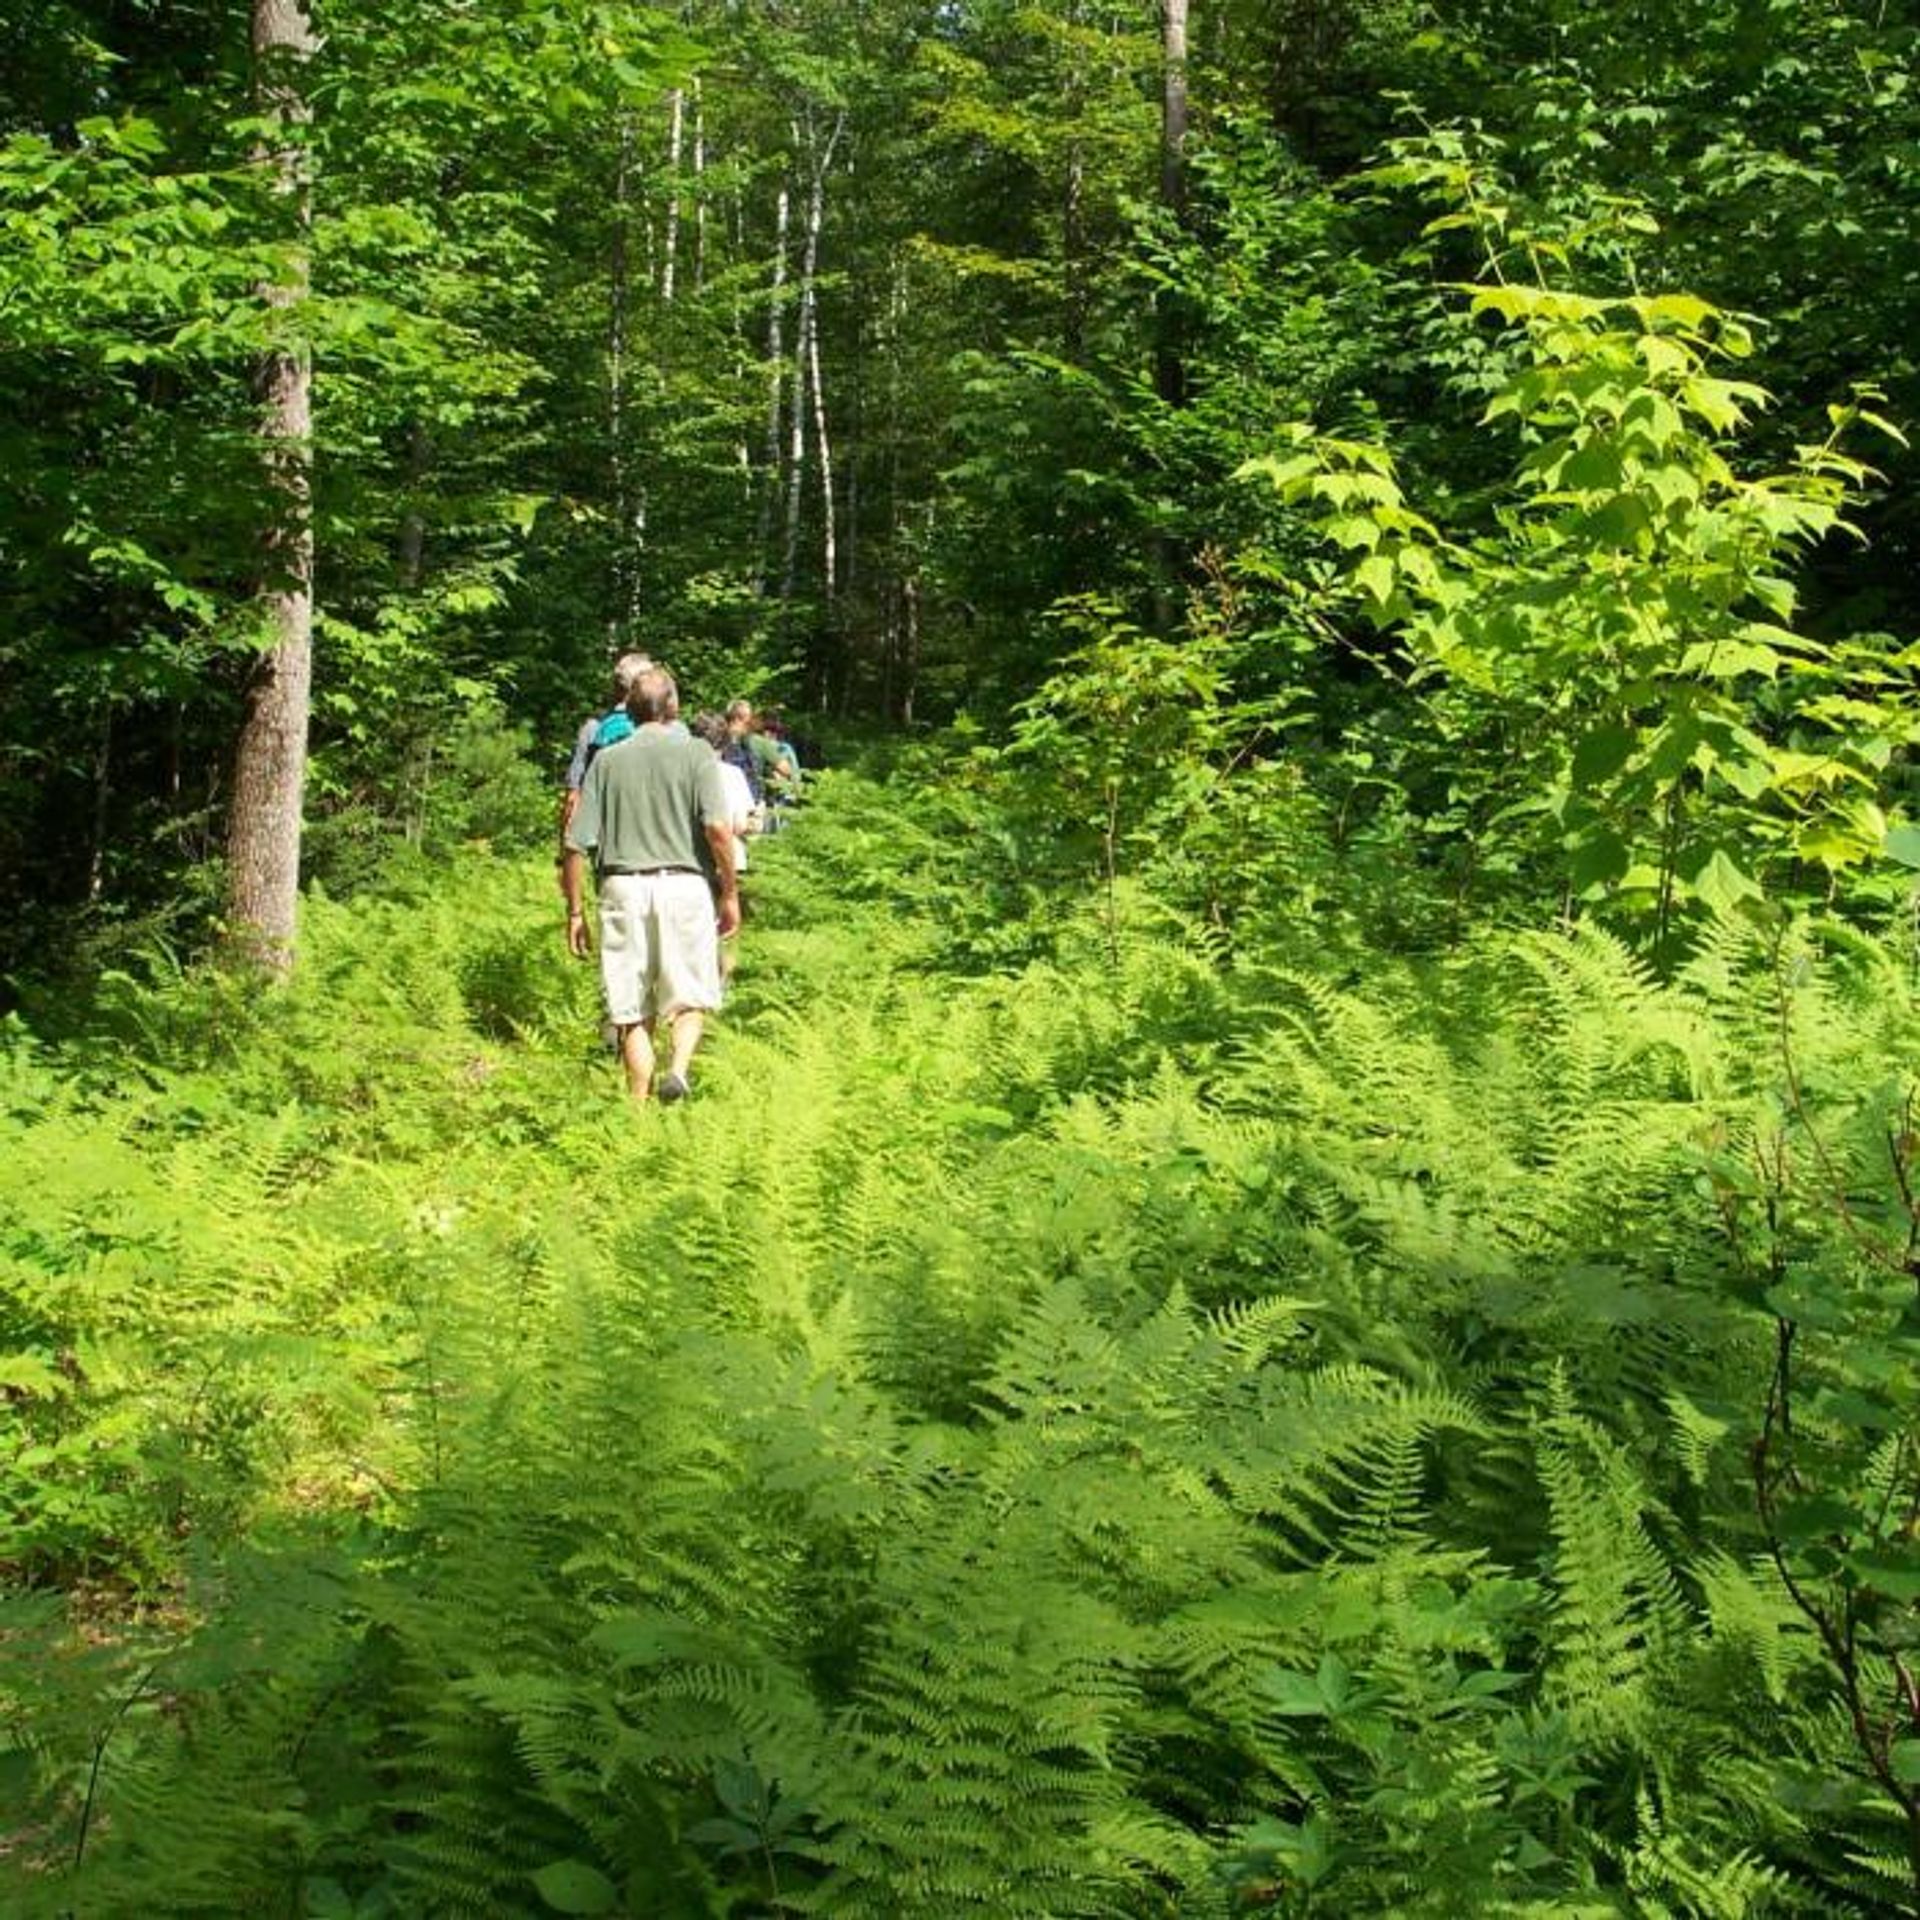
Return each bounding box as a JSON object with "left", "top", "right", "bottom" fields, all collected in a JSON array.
[
  {"left": 609, "top": 116, "right": 638, "bottom": 634},
  {"left": 692, "top": 79, "right": 707, "bottom": 292},
  {"left": 661, "top": 87, "right": 684, "bottom": 303},
  {"left": 1156, "top": 0, "right": 1190, "bottom": 406},
  {"left": 756, "top": 179, "right": 791, "bottom": 590},
  {"left": 781, "top": 110, "right": 844, "bottom": 616}
]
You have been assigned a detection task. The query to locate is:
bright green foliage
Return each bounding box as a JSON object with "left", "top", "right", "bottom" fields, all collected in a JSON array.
[
  {"left": 5, "top": 767, "right": 1920, "bottom": 1913},
  {"left": 6, "top": 0, "right": 1920, "bottom": 1910},
  {"left": 1244, "top": 216, "right": 1915, "bottom": 930}
]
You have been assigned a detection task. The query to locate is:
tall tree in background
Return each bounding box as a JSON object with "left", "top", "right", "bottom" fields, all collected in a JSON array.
[
  {"left": 1155, "top": 0, "right": 1189, "bottom": 408},
  {"left": 225, "top": 0, "right": 317, "bottom": 973}
]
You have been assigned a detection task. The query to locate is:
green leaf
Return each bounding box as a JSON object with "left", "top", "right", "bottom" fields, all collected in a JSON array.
[
  {"left": 1570, "top": 723, "right": 1634, "bottom": 788},
  {"left": 1689, "top": 849, "right": 1762, "bottom": 917},
  {"left": 0, "top": 1352, "right": 65, "bottom": 1396},
  {"left": 1846, "top": 1550, "right": 1920, "bottom": 1603},
  {"left": 1454, "top": 1666, "right": 1523, "bottom": 1699},
  {"left": 1773, "top": 1495, "right": 1857, "bottom": 1543},
  {"left": 1352, "top": 552, "right": 1395, "bottom": 608},
  {"left": 686, "top": 1817, "right": 759, "bottom": 1858},
  {"left": 1235, "top": 451, "right": 1317, "bottom": 495},
  {"left": 302, "top": 1880, "right": 356, "bottom": 1920},
  {"left": 1891, "top": 1742, "right": 1920, "bottom": 1786},
  {"left": 1764, "top": 1279, "right": 1850, "bottom": 1330},
  {"left": 1884, "top": 823, "right": 1920, "bottom": 869},
  {"left": 0, "top": 1748, "right": 35, "bottom": 1806},
  {"left": 532, "top": 1860, "right": 618, "bottom": 1915},
  {"left": 1260, "top": 1667, "right": 1329, "bottom": 1717},
  {"left": 1568, "top": 827, "right": 1630, "bottom": 895}
]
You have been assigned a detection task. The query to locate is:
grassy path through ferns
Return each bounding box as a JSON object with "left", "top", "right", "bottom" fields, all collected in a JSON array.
[{"left": 5, "top": 767, "right": 1920, "bottom": 1914}]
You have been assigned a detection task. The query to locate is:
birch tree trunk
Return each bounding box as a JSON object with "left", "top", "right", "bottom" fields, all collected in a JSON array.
[
  {"left": 881, "top": 253, "right": 906, "bottom": 718},
  {"left": 88, "top": 706, "right": 112, "bottom": 903},
  {"left": 609, "top": 116, "right": 638, "bottom": 634},
  {"left": 692, "top": 80, "right": 707, "bottom": 293},
  {"left": 397, "top": 417, "right": 429, "bottom": 590},
  {"left": 225, "top": 0, "right": 317, "bottom": 975},
  {"left": 755, "top": 180, "right": 791, "bottom": 591},
  {"left": 1155, "top": 0, "right": 1190, "bottom": 408},
  {"left": 807, "top": 249, "right": 837, "bottom": 601},
  {"left": 1062, "top": 0, "right": 1087, "bottom": 360},
  {"left": 781, "top": 109, "right": 843, "bottom": 623},
  {"left": 661, "top": 87, "right": 684, "bottom": 302},
  {"left": 779, "top": 126, "right": 811, "bottom": 615},
  {"left": 729, "top": 182, "right": 753, "bottom": 501}
]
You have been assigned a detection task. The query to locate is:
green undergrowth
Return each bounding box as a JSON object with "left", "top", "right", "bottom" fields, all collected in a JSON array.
[{"left": 3, "top": 768, "right": 1918, "bottom": 1915}]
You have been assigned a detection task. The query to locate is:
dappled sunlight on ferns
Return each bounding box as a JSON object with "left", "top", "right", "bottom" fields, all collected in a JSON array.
[{"left": 4, "top": 770, "right": 1918, "bottom": 1913}]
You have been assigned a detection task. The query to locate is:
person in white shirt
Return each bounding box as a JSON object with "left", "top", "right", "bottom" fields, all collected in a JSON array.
[{"left": 694, "top": 713, "right": 761, "bottom": 977}]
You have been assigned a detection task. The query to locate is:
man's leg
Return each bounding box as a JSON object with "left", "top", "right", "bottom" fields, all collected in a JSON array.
[
  {"left": 599, "top": 876, "right": 653, "bottom": 1099},
  {"left": 653, "top": 875, "right": 722, "bottom": 1104},
  {"left": 665, "top": 1009, "right": 704, "bottom": 1082},
  {"left": 618, "top": 1020, "right": 656, "bottom": 1100}
]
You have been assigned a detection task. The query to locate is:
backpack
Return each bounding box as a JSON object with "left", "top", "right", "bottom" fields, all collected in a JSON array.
[{"left": 585, "top": 708, "right": 633, "bottom": 769}]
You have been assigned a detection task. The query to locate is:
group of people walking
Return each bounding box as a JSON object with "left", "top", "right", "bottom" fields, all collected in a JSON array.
[{"left": 557, "top": 653, "right": 802, "bottom": 1103}]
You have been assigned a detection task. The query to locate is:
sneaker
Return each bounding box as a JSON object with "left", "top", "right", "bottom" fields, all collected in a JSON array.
[{"left": 656, "top": 1071, "right": 690, "bottom": 1105}]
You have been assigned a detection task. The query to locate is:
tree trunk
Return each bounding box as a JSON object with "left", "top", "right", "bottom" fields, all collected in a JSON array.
[
  {"left": 1063, "top": 0, "right": 1087, "bottom": 360},
  {"left": 781, "top": 109, "right": 843, "bottom": 627},
  {"left": 807, "top": 253, "right": 837, "bottom": 602},
  {"left": 1155, "top": 0, "right": 1189, "bottom": 409},
  {"left": 88, "top": 705, "right": 112, "bottom": 903},
  {"left": 225, "top": 0, "right": 317, "bottom": 976},
  {"left": 608, "top": 116, "right": 645, "bottom": 633},
  {"left": 755, "top": 180, "right": 791, "bottom": 591},
  {"left": 692, "top": 80, "right": 707, "bottom": 292},
  {"left": 1146, "top": 0, "right": 1192, "bottom": 634},
  {"left": 900, "top": 570, "right": 921, "bottom": 728},
  {"left": 661, "top": 87, "right": 684, "bottom": 302},
  {"left": 397, "top": 417, "right": 429, "bottom": 589},
  {"left": 883, "top": 253, "right": 907, "bottom": 718}
]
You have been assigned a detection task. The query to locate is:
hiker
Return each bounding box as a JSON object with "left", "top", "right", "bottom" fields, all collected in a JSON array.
[
  {"left": 767, "top": 716, "right": 803, "bottom": 793},
  {"left": 694, "top": 712, "right": 761, "bottom": 982},
  {"left": 562, "top": 667, "right": 740, "bottom": 1104},
  {"left": 747, "top": 709, "right": 802, "bottom": 830},
  {"left": 557, "top": 651, "right": 653, "bottom": 871},
  {"left": 722, "top": 699, "right": 764, "bottom": 803},
  {"left": 694, "top": 713, "right": 762, "bottom": 870}
]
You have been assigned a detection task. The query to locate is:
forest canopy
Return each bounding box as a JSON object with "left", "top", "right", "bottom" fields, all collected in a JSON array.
[{"left": 2, "top": 0, "right": 1915, "bottom": 968}]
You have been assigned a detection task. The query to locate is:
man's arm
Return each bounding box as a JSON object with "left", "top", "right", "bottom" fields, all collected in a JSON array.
[
  {"left": 563, "top": 757, "right": 602, "bottom": 958},
  {"left": 704, "top": 820, "right": 741, "bottom": 938},
  {"left": 556, "top": 715, "right": 598, "bottom": 869},
  {"left": 561, "top": 848, "right": 592, "bottom": 957}
]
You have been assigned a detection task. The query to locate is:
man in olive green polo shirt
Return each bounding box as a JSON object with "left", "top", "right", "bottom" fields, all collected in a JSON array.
[{"left": 562, "top": 667, "right": 740, "bottom": 1103}]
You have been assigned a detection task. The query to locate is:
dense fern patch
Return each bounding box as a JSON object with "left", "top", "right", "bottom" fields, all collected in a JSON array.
[{"left": 3, "top": 769, "right": 1916, "bottom": 1915}]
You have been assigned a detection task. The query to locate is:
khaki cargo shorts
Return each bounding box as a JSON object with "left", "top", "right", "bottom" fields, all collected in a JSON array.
[{"left": 598, "top": 871, "right": 722, "bottom": 1025}]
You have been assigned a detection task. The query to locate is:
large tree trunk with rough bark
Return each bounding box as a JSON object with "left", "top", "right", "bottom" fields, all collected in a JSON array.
[{"left": 225, "top": 0, "right": 317, "bottom": 975}]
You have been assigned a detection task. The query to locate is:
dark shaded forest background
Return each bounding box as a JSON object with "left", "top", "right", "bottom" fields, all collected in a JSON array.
[{"left": 4, "top": 0, "right": 1916, "bottom": 982}]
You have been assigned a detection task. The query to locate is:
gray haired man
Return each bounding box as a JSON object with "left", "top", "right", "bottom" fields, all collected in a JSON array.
[
  {"left": 562, "top": 667, "right": 740, "bottom": 1103},
  {"left": 557, "top": 650, "right": 653, "bottom": 866}
]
